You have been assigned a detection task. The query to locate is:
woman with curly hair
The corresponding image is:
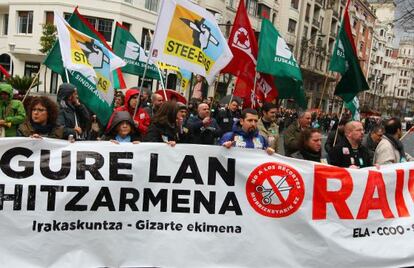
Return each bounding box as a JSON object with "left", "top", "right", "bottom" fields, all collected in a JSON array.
[{"left": 17, "top": 96, "right": 63, "bottom": 139}]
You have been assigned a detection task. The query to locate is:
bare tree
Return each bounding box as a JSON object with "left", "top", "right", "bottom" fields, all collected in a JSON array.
[{"left": 394, "top": 0, "right": 414, "bottom": 32}]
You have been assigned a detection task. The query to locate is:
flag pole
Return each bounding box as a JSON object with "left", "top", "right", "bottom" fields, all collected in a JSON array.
[
  {"left": 251, "top": 72, "right": 258, "bottom": 108},
  {"left": 333, "top": 103, "right": 345, "bottom": 147},
  {"left": 317, "top": 73, "right": 330, "bottom": 110},
  {"left": 156, "top": 65, "right": 168, "bottom": 101},
  {"left": 133, "top": 0, "right": 164, "bottom": 118},
  {"left": 22, "top": 65, "right": 42, "bottom": 103}
]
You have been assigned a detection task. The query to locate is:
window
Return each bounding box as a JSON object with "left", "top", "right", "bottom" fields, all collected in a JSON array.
[
  {"left": 141, "top": 28, "right": 154, "bottom": 51},
  {"left": 50, "top": 71, "right": 59, "bottom": 94},
  {"left": 24, "top": 62, "right": 40, "bottom": 91},
  {"left": 145, "top": 0, "right": 159, "bottom": 12},
  {"left": 122, "top": 22, "right": 131, "bottom": 31},
  {"left": 45, "top": 11, "right": 54, "bottom": 24},
  {"left": 64, "top": 13, "right": 71, "bottom": 21},
  {"left": 291, "top": 0, "right": 299, "bottom": 9},
  {"left": 85, "top": 16, "right": 113, "bottom": 42},
  {"left": 246, "top": 0, "right": 258, "bottom": 16},
  {"left": 17, "top": 11, "right": 33, "bottom": 34},
  {"left": 3, "top": 14, "right": 8, "bottom": 35},
  {"left": 258, "top": 4, "right": 270, "bottom": 19},
  {"left": 305, "top": 4, "right": 311, "bottom": 21},
  {"left": 288, "top": 19, "right": 297, "bottom": 34}
]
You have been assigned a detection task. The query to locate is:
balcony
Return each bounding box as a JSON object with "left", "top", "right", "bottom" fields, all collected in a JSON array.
[
  {"left": 312, "top": 18, "right": 320, "bottom": 28},
  {"left": 332, "top": 10, "right": 339, "bottom": 19}
]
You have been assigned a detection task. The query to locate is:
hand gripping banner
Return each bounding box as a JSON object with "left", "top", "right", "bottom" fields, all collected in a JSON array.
[{"left": 0, "top": 138, "right": 413, "bottom": 267}]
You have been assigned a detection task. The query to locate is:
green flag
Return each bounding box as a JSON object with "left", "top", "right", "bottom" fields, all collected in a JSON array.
[
  {"left": 112, "top": 23, "right": 161, "bottom": 80},
  {"left": 44, "top": 9, "right": 125, "bottom": 125},
  {"left": 329, "top": 1, "right": 369, "bottom": 102},
  {"left": 344, "top": 96, "right": 360, "bottom": 120},
  {"left": 257, "top": 19, "right": 306, "bottom": 108}
]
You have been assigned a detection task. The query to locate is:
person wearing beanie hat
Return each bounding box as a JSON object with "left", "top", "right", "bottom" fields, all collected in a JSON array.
[
  {"left": 56, "top": 83, "right": 91, "bottom": 140},
  {"left": 0, "top": 83, "right": 26, "bottom": 137}
]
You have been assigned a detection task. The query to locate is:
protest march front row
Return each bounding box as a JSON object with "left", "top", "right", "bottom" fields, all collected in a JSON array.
[{"left": 0, "top": 138, "right": 413, "bottom": 267}]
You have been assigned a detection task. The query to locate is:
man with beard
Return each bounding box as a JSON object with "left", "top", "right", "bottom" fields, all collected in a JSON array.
[
  {"left": 258, "top": 102, "right": 279, "bottom": 153},
  {"left": 219, "top": 108, "right": 274, "bottom": 155},
  {"left": 328, "top": 121, "right": 372, "bottom": 168},
  {"left": 283, "top": 110, "right": 312, "bottom": 157},
  {"left": 374, "top": 118, "right": 414, "bottom": 165}
]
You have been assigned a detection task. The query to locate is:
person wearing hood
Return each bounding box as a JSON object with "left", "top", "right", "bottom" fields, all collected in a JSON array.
[
  {"left": 56, "top": 83, "right": 91, "bottom": 140},
  {"left": 219, "top": 108, "right": 274, "bottom": 155},
  {"left": 374, "top": 117, "right": 414, "bottom": 165},
  {"left": 108, "top": 88, "right": 150, "bottom": 136},
  {"left": 0, "top": 83, "right": 26, "bottom": 137},
  {"left": 102, "top": 111, "right": 140, "bottom": 144}
]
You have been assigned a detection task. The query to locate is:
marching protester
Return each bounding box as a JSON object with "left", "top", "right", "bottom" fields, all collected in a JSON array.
[
  {"left": 258, "top": 102, "right": 279, "bottom": 153},
  {"left": 144, "top": 101, "right": 181, "bottom": 146},
  {"left": 291, "top": 128, "right": 322, "bottom": 162},
  {"left": 216, "top": 99, "right": 241, "bottom": 135},
  {"left": 17, "top": 96, "right": 63, "bottom": 139},
  {"left": 109, "top": 88, "right": 151, "bottom": 136},
  {"left": 102, "top": 111, "right": 140, "bottom": 144},
  {"left": 0, "top": 83, "right": 26, "bottom": 137},
  {"left": 219, "top": 108, "right": 274, "bottom": 155},
  {"left": 328, "top": 121, "right": 372, "bottom": 168},
  {"left": 187, "top": 102, "right": 221, "bottom": 145},
  {"left": 283, "top": 110, "right": 312, "bottom": 157},
  {"left": 144, "top": 93, "right": 164, "bottom": 118},
  {"left": 325, "top": 118, "right": 348, "bottom": 156},
  {"left": 373, "top": 118, "right": 414, "bottom": 165},
  {"left": 56, "top": 83, "right": 91, "bottom": 140},
  {"left": 362, "top": 125, "right": 384, "bottom": 164}
]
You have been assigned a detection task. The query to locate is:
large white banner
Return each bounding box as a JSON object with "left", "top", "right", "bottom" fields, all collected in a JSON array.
[{"left": 1, "top": 138, "right": 414, "bottom": 267}]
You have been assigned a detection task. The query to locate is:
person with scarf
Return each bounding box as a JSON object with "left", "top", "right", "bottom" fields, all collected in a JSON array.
[
  {"left": 374, "top": 117, "right": 414, "bottom": 165},
  {"left": 56, "top": 83, "right": 91, "bottom": 140},
  {"left": 291, "top": 128, "right": 322, "bottom": 162},
  {"left": 0, "top": 83, "right": 25, "bottom": 137},
  {"left": 18, "top": 96, "right": 63, "bottom": 138},
  {"left": 219, "top": 108, "right": 274, "bottom": 155}
]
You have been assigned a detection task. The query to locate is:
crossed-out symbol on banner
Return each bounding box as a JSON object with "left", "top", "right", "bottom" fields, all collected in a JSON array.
[{"left": 255, "top": 176, "right": 293, "bottom": 205}]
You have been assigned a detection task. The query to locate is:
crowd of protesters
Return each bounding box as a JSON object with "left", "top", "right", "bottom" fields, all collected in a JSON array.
[{"left": 0, "top": 81, "right": 413, "bottom": 168}]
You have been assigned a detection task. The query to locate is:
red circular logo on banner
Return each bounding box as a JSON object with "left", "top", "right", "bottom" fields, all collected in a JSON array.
[{"left": 246, "top": 162, "right": 305, "bottom": 218}]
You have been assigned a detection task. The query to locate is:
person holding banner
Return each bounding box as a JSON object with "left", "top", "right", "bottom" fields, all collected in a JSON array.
[
  {"left": 56, "top": 83, "right": 91, "bottom": 140},
  {"left": 328, "top": 121, "right": 372, "bottom": 168},
  {"left": 17, "top": 96, "right": 63, "bottom": 139},
  {"left": 109, "top": 88, "right": 151, "bottom": 136},
  {"left": 291, "top": 128, "right": 322, "bottom": 162},
  {"left": 144, "top": 101, "right": 181, "bottom": 146},
  {"left": 373, "top": 117, "right": 414, "bottom": 165},
  {"left": 102, "top": 111, "right": 140, "bottom": 144},
  {"left": 220, "top": 108, "right": 274, "bottom": 155},
  {"left": 0, "top": 83, "right": 26, "bottom": 137}
]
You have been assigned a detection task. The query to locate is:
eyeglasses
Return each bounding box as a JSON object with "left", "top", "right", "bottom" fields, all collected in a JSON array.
[{"left": 32, "top": 108, "right": 47, "bottom": 113}]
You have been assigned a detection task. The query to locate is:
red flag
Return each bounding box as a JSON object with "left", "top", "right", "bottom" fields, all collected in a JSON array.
[
  {"left": 0, "top": 64, "right": 10, "bottom": 79},
  {"left": 221, "top": 0, "right": 277, "bottom": 104}
]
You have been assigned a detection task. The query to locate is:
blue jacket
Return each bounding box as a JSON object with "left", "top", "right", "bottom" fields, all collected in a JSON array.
[{"left": 219, "top": 122, "right": 268, "bottom": 150}]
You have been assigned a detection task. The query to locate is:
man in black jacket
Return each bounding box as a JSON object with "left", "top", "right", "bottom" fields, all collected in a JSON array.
[
  {"left": 56, "top": 83, "right": 91, "bottom": 140},
  {"left": 328, "top": 121, "right": 372, "bottom": 168},
  {"left": 187, "top": 103, "right": 221, "bottom": 145},
  {"left": 216, "top": 99, "right": 240, "bottom": 135}
]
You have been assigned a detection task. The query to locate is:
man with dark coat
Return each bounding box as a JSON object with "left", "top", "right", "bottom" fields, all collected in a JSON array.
[
  {"left": 216, "top": 99, "right": 241, "bottom": 135},
  {"left": 187, "top": 102, "right": 221, "bottom": 145},
  {"left": 328, "top": 121, "right": 372, "bottom": 168},
  {"left": 56, "top": 83, "right": 91, "bottom": 140},
  {"left": 362, "top": 125, "right": 384, "bottom": 164}
]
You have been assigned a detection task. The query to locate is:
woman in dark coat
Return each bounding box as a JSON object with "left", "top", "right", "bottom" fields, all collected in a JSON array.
[
  {"left": 143, "top": 101, "right": 180, "bottom": 146},
  {"left": 17, "top": 96, "right": 63, "bottom": 138},
  {"left": 291, "top": 128, "right": 322, "bottom": 162}
]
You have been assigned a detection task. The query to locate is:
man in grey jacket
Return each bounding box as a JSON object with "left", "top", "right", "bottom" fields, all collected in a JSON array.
[{"left": 374, "top": 118, "right": 413, "bottom": 165}]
